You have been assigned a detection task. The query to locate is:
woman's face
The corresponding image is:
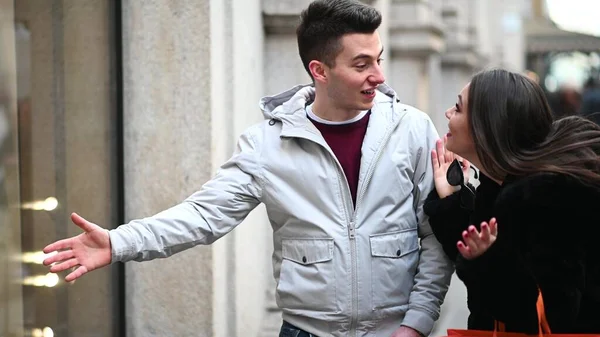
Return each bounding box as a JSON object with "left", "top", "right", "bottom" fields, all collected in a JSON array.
[{"left": 444, "top": 84, "right": 476, "bottom": 160}]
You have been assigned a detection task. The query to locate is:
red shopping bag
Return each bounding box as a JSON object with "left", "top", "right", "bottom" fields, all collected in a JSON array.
[{"left": 444, "top": 291, "right": 600, "bottom": 337}]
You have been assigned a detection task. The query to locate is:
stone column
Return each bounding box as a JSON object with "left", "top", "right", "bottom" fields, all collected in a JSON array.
[
  {"left": 260, "top": 3, "right": 307, "bottom": 335},
  {"left": 498, "top": 0, "right": 526, "bottom": 71},
  {"left": 387, "top": 0, "right": 445, "bottom": 116},
  {"left": 121, "top": 2, "right": 213, "bottom": 336},
  {"left": 211, "top": 1, "right": 269, "bottom": 337}
]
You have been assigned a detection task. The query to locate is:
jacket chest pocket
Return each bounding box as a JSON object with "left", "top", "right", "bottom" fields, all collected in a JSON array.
[
  {"left": 277, "top": 238, "right": 337, "bottom": 313},
  {"left": 370, "top": 229, "right": 419, "bottom": 310}
]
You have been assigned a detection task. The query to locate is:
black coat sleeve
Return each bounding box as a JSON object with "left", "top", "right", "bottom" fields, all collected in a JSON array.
[
  {"left": 456, "top": 174, "right": 588, "bottom": 333},
  {"left": 424, "top": 187, "right": 472, "bottom": 261},
  {"left": 424, "top": 173, "right": 498, "bottom": 262}
]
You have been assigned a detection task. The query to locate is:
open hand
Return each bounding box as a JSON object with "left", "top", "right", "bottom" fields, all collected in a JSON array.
[
  {"left": 431, "top": 135, "right": 470, "bottom": 198},
  {"left": 457, "top": 218, "right": 498, "bottom": 260},
  {"left": 42, "top": 213, "right": 112, "bottom": 282}
]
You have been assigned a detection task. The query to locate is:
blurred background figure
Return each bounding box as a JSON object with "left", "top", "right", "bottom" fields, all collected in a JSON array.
[
  {"left": 580, "top": 76, "right": 600, "bottom": 124},
  {"left": 548, "top": 84, "right": 581, "bottom": 119}
]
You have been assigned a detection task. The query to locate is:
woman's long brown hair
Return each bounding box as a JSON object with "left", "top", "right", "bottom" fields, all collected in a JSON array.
[{"left": 468, "top": 69, "right": 600, "bottom": 185}]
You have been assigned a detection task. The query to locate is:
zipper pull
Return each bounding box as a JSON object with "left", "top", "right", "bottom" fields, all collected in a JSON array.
[{"left": 349, "top": 222, "right": 356, "bottom": 240}]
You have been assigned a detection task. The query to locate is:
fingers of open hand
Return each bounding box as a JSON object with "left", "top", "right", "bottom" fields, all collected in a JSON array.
[
  {"left": 43, "top": 237, "right": 73, "bottom": 256},
  {"left": 436, "top": 139, "right": 446, "bottom": 165},
  {"left": 431, "top": 149, "right": 439, "bottom": 169},
  {"left": 480, "top": 222, "right": 491, "bottom": 242},
  {"left": 489, "top": 218, "right": 498, "bottom": 236},
  {"left": 44, "top": 249, "right": 74, "bottom": 266},
  {"left": 457, "top": 241, "right": 471, "bottom": 259},
  {"left": 50, "top": 258, "right": 79, "bottom": 273},
  {"left": 458, "top": 224, "right": 495, "bottom": 260},
  {"left": 462, "top": 226, "right": 480, "bottom": 251},
  {"left": 65, "top": 266, "right": 88, "bottom": 283}
]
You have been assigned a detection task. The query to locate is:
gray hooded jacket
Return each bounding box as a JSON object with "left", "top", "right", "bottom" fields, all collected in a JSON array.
[{"left": 109, "top": 84, "right": 453, "bottom": 337}]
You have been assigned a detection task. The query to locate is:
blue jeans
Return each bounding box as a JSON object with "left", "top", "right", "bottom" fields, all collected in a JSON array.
[{"left": 279, "top": 321, "right": 318, "bottom": 337}]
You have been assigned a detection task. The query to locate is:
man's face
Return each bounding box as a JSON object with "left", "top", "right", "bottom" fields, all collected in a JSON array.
[{"left": 323, "top": 31, "right": 385, "bottom": 112}]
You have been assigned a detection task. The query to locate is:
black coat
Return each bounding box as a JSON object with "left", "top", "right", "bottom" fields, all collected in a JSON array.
[{"left": 424, "top": 172, "right": 600, "bottom": 334}]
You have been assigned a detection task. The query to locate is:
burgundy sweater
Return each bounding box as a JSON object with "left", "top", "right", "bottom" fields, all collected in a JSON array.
[{"left": 309, "top": 111, "right": 371, "bottom": 206}]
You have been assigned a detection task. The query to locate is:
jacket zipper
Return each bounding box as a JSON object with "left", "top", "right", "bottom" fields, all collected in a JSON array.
[
  {"left": 283, "top": 107, "right": 404, "bottom": 335},
  {"left": 347, "top": 120, "right": 398, "bottom": 336}
]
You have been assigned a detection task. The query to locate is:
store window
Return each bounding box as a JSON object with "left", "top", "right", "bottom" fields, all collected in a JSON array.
[{"left": 1, "top": 1, "right": 122, "bottom": 336}]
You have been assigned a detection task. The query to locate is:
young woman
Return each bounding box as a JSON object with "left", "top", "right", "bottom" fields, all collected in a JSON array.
[{"left": 425, "top": 69, "right": 600, "bottom": 333}]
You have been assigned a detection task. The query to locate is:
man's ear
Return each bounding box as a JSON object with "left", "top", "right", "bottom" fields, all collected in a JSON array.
[{"left": 309, "top": 60, "right": 328, "bottom": 83}]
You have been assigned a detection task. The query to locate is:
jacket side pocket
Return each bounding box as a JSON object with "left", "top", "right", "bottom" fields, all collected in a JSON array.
[
  {"left": 370, "top": 228, "right": 419, "bottom": 310},
  {"left": 277, "top": 238, "right": 337, "bottom": 313}
]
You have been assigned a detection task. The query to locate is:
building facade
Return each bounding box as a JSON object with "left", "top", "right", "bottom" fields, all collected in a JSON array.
[{"left": 0, "top": 1, "right": 527, "bottom": 336}]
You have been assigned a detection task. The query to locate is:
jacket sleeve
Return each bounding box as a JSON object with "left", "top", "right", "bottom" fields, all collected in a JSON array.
[
  {"left": 456, "top": 174, "right": 587, "bottom": 333},
  {"left": 401, "top": 116, "right": 454, "bottom": 336},
  {"left": 109, "top": 127, "right": 263, "bottom": 263}
]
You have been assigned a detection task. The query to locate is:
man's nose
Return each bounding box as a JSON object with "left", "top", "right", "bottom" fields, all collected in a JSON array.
[{"left": 370, "top": 64, "right": 385, "bottom": 84}]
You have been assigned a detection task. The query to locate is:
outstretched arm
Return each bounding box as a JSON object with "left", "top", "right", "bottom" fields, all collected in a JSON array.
[{"left": 44, "top": 128, "right": 264, "bottom": 281}]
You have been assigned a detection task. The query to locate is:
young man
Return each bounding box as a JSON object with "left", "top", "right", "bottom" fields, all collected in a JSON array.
[{"left": 43, "top": 1, "right": 452, "bottom": 336}]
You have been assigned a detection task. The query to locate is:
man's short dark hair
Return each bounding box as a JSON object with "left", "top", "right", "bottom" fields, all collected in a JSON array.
[{"left": 296, "top": 0, "right": 382, "bottom": 79}]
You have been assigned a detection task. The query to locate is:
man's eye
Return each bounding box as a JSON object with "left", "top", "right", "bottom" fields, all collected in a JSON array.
[
  {"left": 455, "top": 103, "right": 460, "bottom": 111},
  {"left": 356, "top": 64, "right": 367, "bottom": 69}
]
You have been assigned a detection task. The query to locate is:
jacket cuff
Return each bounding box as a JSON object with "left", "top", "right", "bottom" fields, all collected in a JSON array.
[
  {"left": 108, "top": 227, "right": 135, "bottom": 263},
  {"left": 402, "top": 308, "right": 435, "bottom": 336}
]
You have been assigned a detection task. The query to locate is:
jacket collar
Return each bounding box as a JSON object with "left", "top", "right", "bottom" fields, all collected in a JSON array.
[{"left": 258, "top": 83, "right": 405, "bottom": 138}]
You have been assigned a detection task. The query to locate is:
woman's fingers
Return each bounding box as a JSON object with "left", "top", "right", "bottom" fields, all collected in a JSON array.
[
  {"left": 480, "top": 222, "right": 491, "bottom": 242},
  {"left": 432, "top": 149, "right": 439, "bottom": 169},
  {"left": 489, "top": 218, "right": 498, "bottom": 236},
  {"left": 436, "top": 139, "right": 446, "bottom": 165},
  {"left": 462, "top": 226, "right": 480, "bottom": 252},
  {"left": 457, "top": 241, "right": 472, "bottom": 259}
]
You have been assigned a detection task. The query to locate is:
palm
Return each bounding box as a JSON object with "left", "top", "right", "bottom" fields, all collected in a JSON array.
[
  {"left": 433, "top": 160, "right": 453, "bottom": 194},
  {"left": 431, "top": 136, "right": 469, "bottom": 198},
  {"left": 43, "top": 213, "right": 111, "bottom": 282}
]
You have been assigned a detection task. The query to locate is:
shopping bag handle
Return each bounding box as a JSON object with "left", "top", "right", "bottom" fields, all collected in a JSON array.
[
  {"left": 494, "top": 289, "right": 551, "bottom": 336},
  {"left": 536, "top": 290, "right": 552, "bottom": 335}
]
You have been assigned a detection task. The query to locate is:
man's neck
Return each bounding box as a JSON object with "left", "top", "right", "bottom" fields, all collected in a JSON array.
[{"left": 311, "top": 97, "right": 361, "bottom": 122}]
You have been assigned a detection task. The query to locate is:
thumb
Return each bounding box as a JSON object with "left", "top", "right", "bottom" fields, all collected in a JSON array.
[{"left": 71, "top": 212, "right": 97, "bottom": 233}]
